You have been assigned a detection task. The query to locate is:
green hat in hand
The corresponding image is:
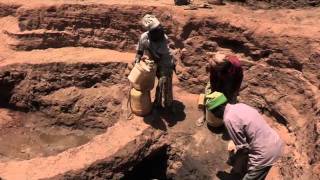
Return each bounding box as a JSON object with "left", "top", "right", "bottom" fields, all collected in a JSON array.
[{"left": 205, "top": 91, "right": 228, "bottom": 110}]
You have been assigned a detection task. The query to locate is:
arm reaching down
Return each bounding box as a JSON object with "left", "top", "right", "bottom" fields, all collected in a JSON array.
[
  {"left": 135, "top": 33, "right": 146, "bottom": 63},
  {"left": 224, "top": 118, "right": 250, "bottom": 152},
  {"left": 135, "top": 50, "right": 143, "bottom": 63}
]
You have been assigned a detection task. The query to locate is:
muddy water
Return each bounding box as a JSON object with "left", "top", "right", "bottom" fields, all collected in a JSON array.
[
  {"left": 0, "top": 109, "right": 100, "bottom": 161},
  {"left": 175, "top": 127, "right": 231, "bottom": 179}
]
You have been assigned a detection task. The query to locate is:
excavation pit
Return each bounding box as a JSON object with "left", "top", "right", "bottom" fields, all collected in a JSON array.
[
  {"left": 0, "top": 58, "right": 168, "bottom": 180},
  {"left": 0, "top": 51, "right": 134, "bottom": 162},
  {"left": 0, "top": 1, "right": 319, "bottom": 179},
  {"left": 0, "top": 61, "right": 130, "bottom": 162}
]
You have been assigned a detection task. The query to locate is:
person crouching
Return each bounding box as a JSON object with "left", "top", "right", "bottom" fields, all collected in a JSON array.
[
  {"left": 197, "top": 53, "right": 243, "bottom": 126},
  {"left": 208, "top": 92, "right": 284, "bottom": 180}
]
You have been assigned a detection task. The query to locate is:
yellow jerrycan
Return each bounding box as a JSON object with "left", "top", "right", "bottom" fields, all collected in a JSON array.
[
  {"left": 128, "top": 60, "right": 156, "bottom": 91},
  {"left": 198, "top": 93, "right": 206, "bottom": 109},
  {"left": 130, "top": 88, "right": 152, "bottom": 116},
  {"left": 206, "top": 109, "right": 223, "bottom": 127}
]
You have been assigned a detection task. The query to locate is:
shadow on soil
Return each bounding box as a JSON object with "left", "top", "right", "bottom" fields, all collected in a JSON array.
[
  {"left": 216, "top": 171, "right": 242, "bottom": 180},
  {"left": 207, "top": 124, "right": 247, "bottom": 180},
  {"left": 143, "top": 100, "right": 186, "bottom": 131},
  {"left": 209, "top": 126, "right": 247, "bottom": 180},
  {"left": 207, "top": 125, "right": 231, "bottom": 141}
]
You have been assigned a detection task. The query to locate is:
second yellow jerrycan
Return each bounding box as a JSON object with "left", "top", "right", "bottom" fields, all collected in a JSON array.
[
  {"left": 206, "top": 109, "right": 224, "bottom": 128},
  {"left": 130, "top": 88, "right": 152, "bottom": 116}
]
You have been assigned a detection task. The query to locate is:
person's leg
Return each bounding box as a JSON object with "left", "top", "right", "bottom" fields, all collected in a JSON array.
[
  {"left": 154, "top": 76, "right": 164, "bottom": 108},
  {"left": 229, "top": 151, "right": 248, "bottom": 178},
  {"left": 242, "top": 166, "right": 272, "bottom": 180},
  {"left": 163, "top": 73, "right": 174, "bottom": 111}
]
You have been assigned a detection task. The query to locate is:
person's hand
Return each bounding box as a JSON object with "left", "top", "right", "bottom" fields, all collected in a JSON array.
[
  {"left": 172, "top": 63, "right": 176, "bottom": 74},
  {"left": 128, "top": 62, "right": 134, "bottom": 71},
  {"left": 227, "top": 141, "right": 236, "bottom": 153},
  {"left": 134, "top": 58, "right": 140, "bottom": 64}
]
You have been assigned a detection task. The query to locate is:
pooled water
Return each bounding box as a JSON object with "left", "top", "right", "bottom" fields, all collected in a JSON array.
[{"left": 0, "top": 109, "right": 99, "bottom": 161}]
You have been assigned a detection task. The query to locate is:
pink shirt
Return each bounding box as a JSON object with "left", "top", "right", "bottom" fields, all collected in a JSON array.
[{"left": 224, "top": 103, "right": 284, "bottom": 170}]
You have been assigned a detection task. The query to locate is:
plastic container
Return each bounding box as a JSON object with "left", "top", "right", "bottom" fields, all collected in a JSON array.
[
  {"left": 128, "top": 60, "right": 156, "bottom": 91},
  {"left": 130, "top": 88, "right": 152, "bottom": 116},
  {"left": 198, "top": 94, "right": 205, "bottom": 109},
  {"left": 206, "top": 109, "right": 223, "bottom": 127}
]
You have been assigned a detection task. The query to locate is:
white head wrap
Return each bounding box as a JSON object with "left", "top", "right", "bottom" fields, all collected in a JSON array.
[
  {"left": 142, "top": 14, "right": 161, "bottom": 30},
  {"left": 214, "top": 52, "right": 227, "bottom": 64}
]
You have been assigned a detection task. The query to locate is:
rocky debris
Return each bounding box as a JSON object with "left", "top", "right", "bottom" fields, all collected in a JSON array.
[
  {"left": 0, "top": 69, "right": 25, "bottom": 105},
  {"left": 39, "top": 86, "right": 127, "bottom": 129},
  {"left": 175, "top": 18, "right": 282, "bottom": 93},
  {"left": 0, "top": 3, "right": 20, "bottom": 17},
  {"left": 177, "top": 36, "right": 218, "bottom": 93},
  {"left": 303, "top": 52, "right": 320, "bottom": 89}
]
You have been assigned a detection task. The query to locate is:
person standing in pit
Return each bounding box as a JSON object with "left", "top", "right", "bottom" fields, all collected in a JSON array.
[
  {"left": 197, "top": 53, "right": 243, "bottom": 126},
  {"left": 208, "top": 92, "right": 284, "bottom": 180},
  {"left": 134, "top": 14, "right": 176, "bottom": 113}
]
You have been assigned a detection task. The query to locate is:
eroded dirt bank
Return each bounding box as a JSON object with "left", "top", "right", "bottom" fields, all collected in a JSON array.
[
  {"left": 0, "top": 1, "right": 319, "bottom": 180},
  {"left": 229, "top": 0, "right": 320, "bottom": 9}
]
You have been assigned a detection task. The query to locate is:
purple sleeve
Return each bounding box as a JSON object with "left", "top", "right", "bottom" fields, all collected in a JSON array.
[{"left": 224, "top": 118, "right": 250, "bottom": 150}]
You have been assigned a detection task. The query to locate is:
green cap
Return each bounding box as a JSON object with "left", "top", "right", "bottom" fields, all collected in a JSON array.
[{"left": 205, "top": 91, "right": 228, "bottom": 110}]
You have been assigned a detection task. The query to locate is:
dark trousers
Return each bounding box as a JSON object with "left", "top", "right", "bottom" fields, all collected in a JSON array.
[
  {"left": 154, "top": 71, "right": 173, "bottom": 108},
  {"left": 229, "top": 152, "right": 271, "bottom": 180},
  {"left": 242, "top": 166, "right": 271, "bottom": 180}
]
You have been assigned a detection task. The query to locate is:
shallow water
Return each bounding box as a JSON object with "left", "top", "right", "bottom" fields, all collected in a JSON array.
[{"left": 0, "top": 109, "right": 100, "bottom": 161}]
